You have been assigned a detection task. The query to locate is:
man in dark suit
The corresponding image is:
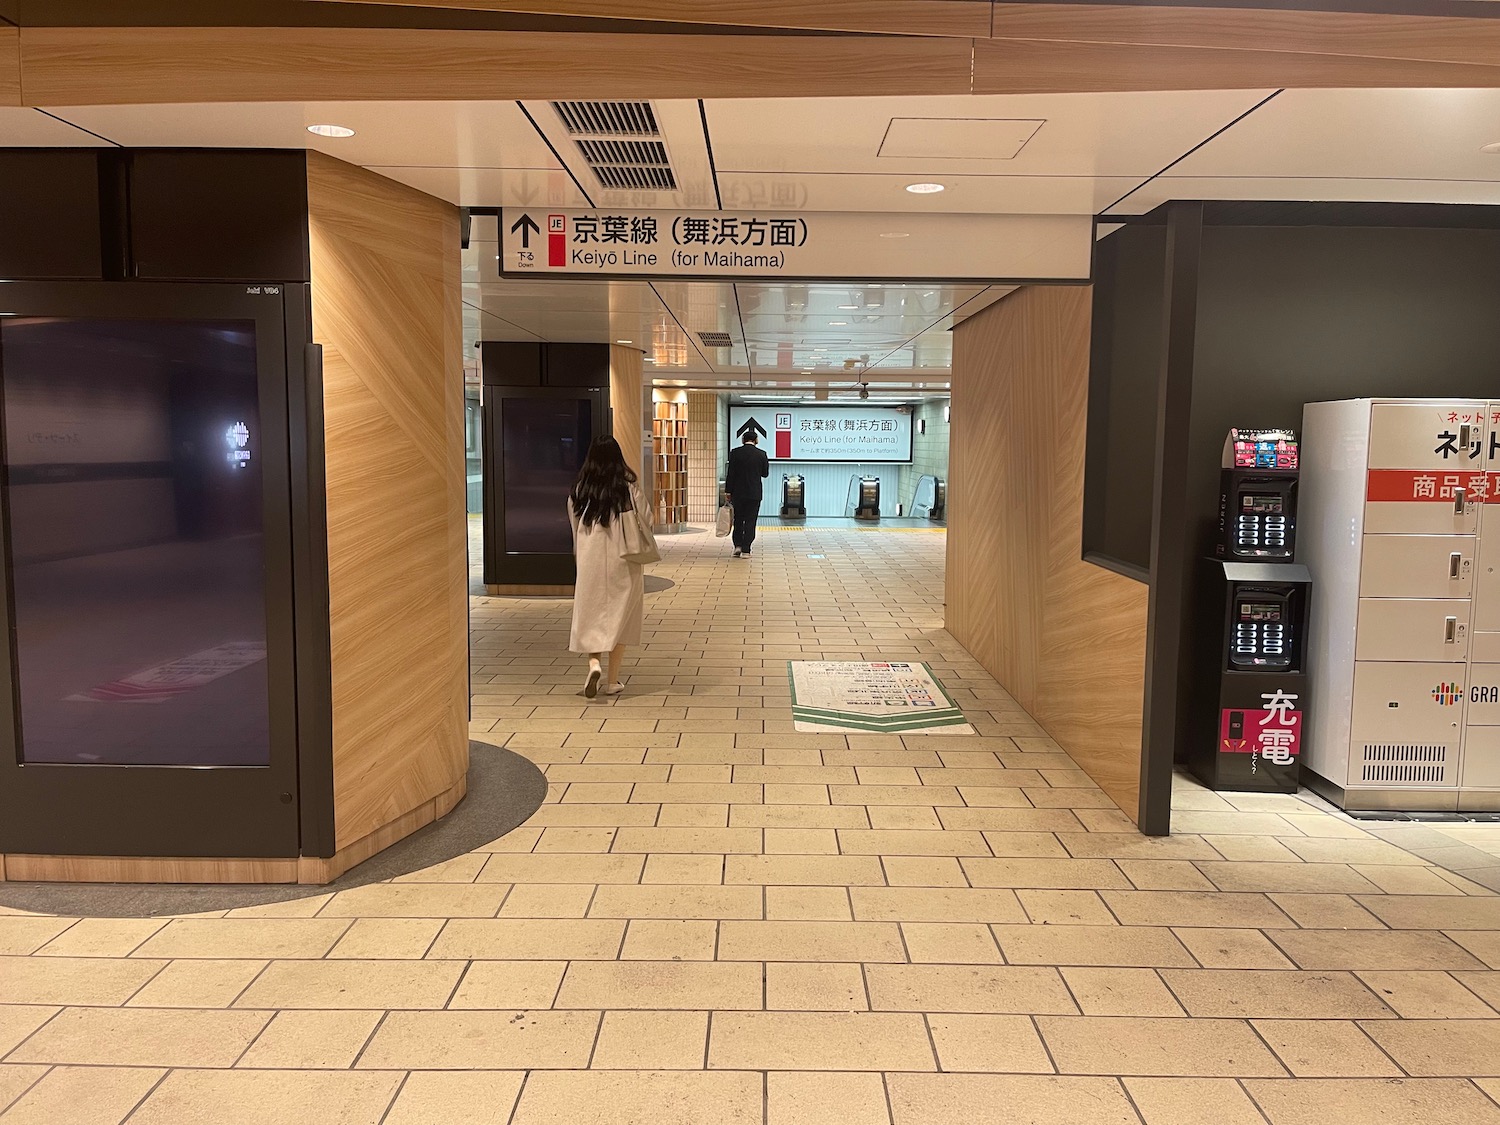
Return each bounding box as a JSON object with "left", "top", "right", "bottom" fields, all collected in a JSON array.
[{"left": 724, "top": 431, "right": 770, "bottom": 558}]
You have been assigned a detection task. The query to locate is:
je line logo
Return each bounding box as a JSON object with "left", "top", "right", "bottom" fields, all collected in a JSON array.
[{"left": 1432, "top": 681, "right": 1463, "bottom": 706}]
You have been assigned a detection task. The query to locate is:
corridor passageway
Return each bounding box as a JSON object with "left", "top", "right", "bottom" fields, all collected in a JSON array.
[{"left": 2, "top": 526, "right": 1499, "bottom": 1124}]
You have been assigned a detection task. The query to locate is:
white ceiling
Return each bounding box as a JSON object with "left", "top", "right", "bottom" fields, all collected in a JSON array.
[{"left": 8, "top": 87, "right": 1500, "bottom": 385}]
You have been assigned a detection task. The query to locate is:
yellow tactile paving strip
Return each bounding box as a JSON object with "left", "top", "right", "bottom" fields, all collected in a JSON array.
[{"left": 0, "top": 526, "right": 1498, "bottom": 1124}]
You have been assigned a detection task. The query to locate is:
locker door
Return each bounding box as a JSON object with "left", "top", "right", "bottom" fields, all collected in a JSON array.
[
  {"left": 1359, "top": 535, "right": 1475, "bottom": 598},
  {"left": 1365, "top": 401, "right": 1485, "bottom": 535},
  {"left": 1462, "top": 726, "right": 1500, "bottom": 789},
  {"left": 1355, "top": 599, "right": 1470, "bottom": 662},
  {"left": 1368, "top": 402, "right": 1486, "bottom": 469},
  {"left": 1350, "top": 661, "right": 1462, "bottom": 788}
]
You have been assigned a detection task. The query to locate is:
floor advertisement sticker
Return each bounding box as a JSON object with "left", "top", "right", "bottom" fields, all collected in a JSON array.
[{"left": 788, "top": 661, "right": 973, "bottom": 734}]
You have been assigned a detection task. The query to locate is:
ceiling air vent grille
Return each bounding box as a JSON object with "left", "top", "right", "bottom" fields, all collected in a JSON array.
[
  {"left": 551, "top": 100, "right": 678, "bottom": 193},
  {"left": 697, "top": 332, "right": 733, "bottom": 348},
  {"left": 1359, "top": 743, "right": 1450, "bottom": 785}
]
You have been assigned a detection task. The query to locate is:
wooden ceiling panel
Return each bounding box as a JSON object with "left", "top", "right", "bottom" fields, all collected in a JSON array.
[
  {"left": 990, "top": 4, "right": 1500, "bottom": 69},
  {"left": 0, "top": 25, "right": 20, "bottom": 106},
  {"left": 17, "top": 26, "right": 974, "bottom": 105},
  {"left": 973, "top": 36, "right": 1500, "bottom": 95},
  {"left": 305, "top": 0, "right": 992, "bottom": 38}
]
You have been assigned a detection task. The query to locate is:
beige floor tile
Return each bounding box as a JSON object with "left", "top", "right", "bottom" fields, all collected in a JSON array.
[
  {"left": 1281, "top": 837, "right": 1429, "bottom": 865},
  {"left": 32, "top": 919, "right": 165, "bottom": 958},
  {"left": 620, "top": 919, "right": 719, "bottom": 960},
  {"left": 632, "top": 783, "right": 763, "bottom": 805},
  {"left": 132, "top": 919, "right": 349, "bottom": 959},
  {"left": 1058, "top": 834, "right": 1220, "bottom": 861},
  {"left": 1355, "top": 895, "right": 1500, "bottom": 930},
  {"left": 588, "top": 884, "right": 761, "bottom": 920},
  {"left": 1253, "top": 1020, "right": 1402, "bottom": 1077},
  {"left": 902, "top": 922, "right": 1003, "bottom": 964},
  {"left": 522, "top": 806, "right": 658, "bottom": 828},
  {"left": 1196, "top": 862, "right": 1380, "bottom": 895},
  {"left": 535, "top": 827, "right": 619, "bottom": 853},
  {"left": 655, "top": 804, "right": 731, "bottom": 828},
  {"left": 512, "top": 1070, "right": 763, "bottom": 1125},
  {"left": 929, "top": 1013, "right": 1053, "bottom": 1072},
  {"left": 427, "top": 918, "right": 625, "bottom": 960},
  {"left": 961, "top": 858, "right": 1129, "bottom": 890},
  {"left": 1170, "top": 811, "right": 1304, "bottom": 836},
  {"left": 448, "top": 961, "right": 567, "bottom": 1009},
  {"left": 477, "top": 854, "right": 644, "bottom": 885},
  {"left": 1265, "top": 893, "right": 1386, "bottom": 930},
  {"left": 234, "top": 959, "right": 464, "bottom": 1010},
  {"left": 1243, "top": 1077, "right": 1500, "bottom": 1125},
  {"left": 642, "top": 855, "right": 724, "bottom": 884},
  {"left": 838, "top": 829, "right": 991, "bottom": 857},
  {"left": 1061, "top": 967, "right": 1184, "bottom": 1016},
  {"left": 851, "top": 887, "right": 1024, "bottom": 924},
  {"left": 1160, "top": 969, "right": 1394, "bottom": 1018},
  {"left": 8, "top": 1007, "right": 269, "bottom": 1068},
  {"left": 866, "top": 965, "right": 1077, "bottom": 1014},
  {"left": 612, "top": 827, "right": 761, "bottom": 854},
  {"left": 768, "top": 1072, "right": 890, "bottom": 1125},
  {"left": 1352, "top": 866, "right": 1466, "bottom": 895},
  {"left": 238, "top": 1009, "right": 382, "bottom": 1069},
  {"left": 128, "top": 1069, "right": 401, "bottom": 1125},
  {"left": 866, "top": 806, "right": 943, "bottom": 831},
  {"left": 766, "top": 962, "right": 867, "bottom": 1010},
  {"left": 993, "top": 924, "right": 1194, "bottom": 967},
  {"left": 738, "top": 766, "right": 856, "bottom": 785},
  {"left": 832, "top": 785, "right": 963, "bottom": 807},
  {"left": 382, "top": 1072, "right": 525, "bottom": 1125},
  {"left": 725, "top": 855, "right": 887, "bottom": 886},
  {"left": 759, "top": 784, "right": 827, "bottom": 804},
  {"left": 710, "top": 1011, "right": 934, "bottom": 1070},
  {"left": 1024, "top": 788, "right": 1117, "bottom": 810},
  {"left": 0, "top": 917, "right": 77, "bottom": 957},
  {"left": 765, "top": 828, "right": 840, "bottom": 854},
  {"left": 881, "top": 856, "right": 969, "bottom": 887},
  {"left": 729, "top": 805, "right": 869, "bottom": 829},
  {"left": 1271, "top": 930, "right": 1485, "bottom": 971},
  {"left": 0, "top": 956, "right": 164, "bottom": 1006},
  {"left": 1450, "top": 932, "right": 1500, "bottom": 969},
  {"left": 125, "top": 959, "right": 265, "bottom": 1008},
  {"left": 1454, "top": 970, "right": 1500, "bottom": 1012},
  {"left": 976, "top": 832, "right": 1068, "bottom": 858},
  {"left": 766, "top": 886, "right": 852, "bottom": 921},
  {"left": 0, "top": 1065, "right": 46, "bottom": 1115},
  {"left": 1171, "top": 928, "right": 1294, "bottom": 968},
  {"left": 1204, "top": 836, "right": 1302, "bottom": 862},
  {"left": 591, "top": 1011, "right": 708, "bottom": 1069},
  {"left": 856, "top": 766, "right": 924, "bottom": 786},
  {"left": 1037, "top": 1015, "right": 1285, "bottom": 1076},
  {"left": 499, "top": 883, "right": 596, "bottom": 918},
  {"left": 1016, "top": 890, "right": 1117, "bottom": 926},
  {"left": 887, "top": 1074, "right": 1139, "bottom": 1125},
  {"left": 358, "top": 1010, "right": 598, "bottom": 1069},
  {"left": 0, "top": 1065, "right": 165, "bottom": 1125},
  {"left": 718, "top": 920, "right": 904, "bottom": 962},
  {"left": 1117, "top": 860, "right": 1216, "bottom": 891},
  {"left": 1123, "top": 1077, "right": 1274, "bottom": 1125},
  {"left": 1358, "top": 971, "right": 1497, "bottom": 1018},
  {"left": 938, "top": 808, "right": 1084, "bottom": 832},
  {"left": 556, "top": 961, "right": 761, "bottom": 1010},
  {"left": 1363, "top": 1019, "right": 1500, "bottom": 1076},
  {"left": 0, "top": 1007, "right": 59, "bottom": 1057},
  {"left": 391, "top": 854, "right": 490, "bottom": 883},
  {"left": 327, "top": 918, "right": 443, "bottom": 959},
  {"left": 1102, "top": 891, "right": 1295, "bottom": 928}
]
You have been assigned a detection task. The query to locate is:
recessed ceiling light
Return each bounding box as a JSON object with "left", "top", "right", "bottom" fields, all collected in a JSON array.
[
  {"left": 616, "top": 339, "right": 633, "bottom": 344},
  {"left": 879, "top": 232, "right": 910, "bottom": 239},
  {"left": 905, "top": 182, "right": 944, "bottom": 194},
  {"left": 1483, "top": 142, "right": 1500, "bottom": 154},
  {"left": 837, "top": 304, "right": 859, "bottom": 310},
  {"left": 307, "top": 124, "right": 356, "bottom": 138},
  {"left": 828, "top": 321, "right": 848, "bottom": 326}
]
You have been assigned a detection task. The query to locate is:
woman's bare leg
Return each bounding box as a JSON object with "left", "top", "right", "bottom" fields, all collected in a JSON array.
[{"left": 607, "top": 644, "right": 626, "bottom": 684}]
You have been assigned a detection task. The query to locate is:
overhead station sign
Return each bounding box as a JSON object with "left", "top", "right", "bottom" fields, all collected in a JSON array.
[
  {"left": 730, "top": 406, "right": 913, "bottom": 463},
  {"left": 500, "top": 209, "right": 1091, "bottom": 282}
]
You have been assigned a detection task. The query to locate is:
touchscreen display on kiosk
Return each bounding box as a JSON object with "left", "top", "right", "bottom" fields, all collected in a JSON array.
[{"left": 1230, "top": 592, "right": 1292, "bottom": 670}]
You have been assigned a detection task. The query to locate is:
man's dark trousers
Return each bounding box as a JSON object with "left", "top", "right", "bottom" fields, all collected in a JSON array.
[{"left": 732, "top": 498, "right": 760, "bottom": 553}]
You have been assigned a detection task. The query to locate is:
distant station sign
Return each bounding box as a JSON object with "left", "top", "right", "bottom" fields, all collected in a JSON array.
[{"left": 500, "top": 209, "right": 1091, "bottom": 282}]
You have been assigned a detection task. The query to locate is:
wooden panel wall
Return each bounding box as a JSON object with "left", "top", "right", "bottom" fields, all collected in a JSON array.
[
  {"left": 610, "top": 344, "right": 651, "bottom": 513},
  {"left": 947, "top": 285, "right": 1150, "bottom": 821},
  {"left": 0, "top": 25, "right": 19, "bottom": 106},
  {"left": 307, "top": 152, "right": 469, "bottom": 852}
]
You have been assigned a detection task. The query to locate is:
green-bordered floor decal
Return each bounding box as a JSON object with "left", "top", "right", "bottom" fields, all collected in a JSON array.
[{"left": 788, "top": 661, "right": 974, "bottom": 735}]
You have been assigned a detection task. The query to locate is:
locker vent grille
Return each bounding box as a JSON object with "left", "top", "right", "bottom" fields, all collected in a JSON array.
[
  {"left": 1359, "top": 743, "right": 1450, "bottom": 785},
  {"left": 551, "top": 101, "right": 678, "bottom": 192}
]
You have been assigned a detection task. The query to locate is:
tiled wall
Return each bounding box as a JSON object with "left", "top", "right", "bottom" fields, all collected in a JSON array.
[
  {"left": 686, "top": 391, "right": 723, "bottom": 524},
  {"left": 898, "top": 398, "right": 951, "bottom": 512}
]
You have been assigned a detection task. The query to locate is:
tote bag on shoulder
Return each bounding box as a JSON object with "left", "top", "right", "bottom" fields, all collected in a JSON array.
[{"left": 620, "top": 504, "right": 661, "bottom": 565}]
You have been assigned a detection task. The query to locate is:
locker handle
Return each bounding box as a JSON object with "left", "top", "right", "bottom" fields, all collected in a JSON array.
[
  {"left": 1460, "top": 423, "right": 1475, "bottom": 450},
  {"left": 1445, "top": 616, "right": 1458, "bottom": 643},
  {"left": 1454, "top": 487, "right": 1467, "bottom": 516},
  {"left": 1451, "top": 552, "right": 1463, "bottom": 579}
]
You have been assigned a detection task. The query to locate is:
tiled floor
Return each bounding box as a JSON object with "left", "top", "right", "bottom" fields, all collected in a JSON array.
[{"left": 4, "top": 524, "right": 1500, "bottom": 1124}]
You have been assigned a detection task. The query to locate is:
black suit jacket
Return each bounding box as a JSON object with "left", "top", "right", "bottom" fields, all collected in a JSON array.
[{"left": 725, "top": 443, "right": 769, "bottom": 502}]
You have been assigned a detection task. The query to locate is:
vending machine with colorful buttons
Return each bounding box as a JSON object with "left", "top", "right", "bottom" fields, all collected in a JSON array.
[{"left": 1299, "top": 398, "right": 1499, "bottom": 810}]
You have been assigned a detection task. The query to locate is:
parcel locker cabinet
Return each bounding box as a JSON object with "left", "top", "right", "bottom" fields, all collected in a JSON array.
[
  {"left": 1358, "top": 535, "right": 1475, "bottom": 599},
  {"left": 1354, "top": 599, "right": 1471, "bottom": 663}
]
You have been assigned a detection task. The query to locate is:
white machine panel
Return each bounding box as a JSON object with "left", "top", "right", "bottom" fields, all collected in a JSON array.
[
  {"left": 1348, "top": 661, "right": 1461, "bottom": 788},
  {"left": 1363, "top": 493, "right": 1481, "bottom": 536},
  {"left": 1367, "top": 401, "right": 1486, "bottom": 469},
  {"left": 1476, "top": 544, "right": 1500, "bottom": 634},
  {"left": 1355, "top": 599, "right": 1470, "bottom": 663},
  {"left": 1467, "top": 664, "right": 1500, "bottom": 725},
  {"left": 1462, "top": 725, "right": 1500, "bottom": 788},
  {"left": 1359, "top": 535, "right": 1474, "bottom": 599},
  {"left": 1474, "top": 634, "right": 1500, "bottom": 663}
]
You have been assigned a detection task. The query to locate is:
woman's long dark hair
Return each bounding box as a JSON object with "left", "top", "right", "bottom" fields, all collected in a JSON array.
[{"left": 571, "top": 435, "right": 638, "bottom": 529}]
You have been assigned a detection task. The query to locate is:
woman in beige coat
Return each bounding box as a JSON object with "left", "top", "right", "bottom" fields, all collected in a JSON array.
[{"left": 567, "top": 436, "right": 645, "bottom": 698}]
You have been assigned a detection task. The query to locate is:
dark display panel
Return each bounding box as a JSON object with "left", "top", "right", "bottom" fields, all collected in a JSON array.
[
  {"left": 501, "top": 396, "right": 590, "bottom": 554},
  {"left": 0, "top": 317, "right": 272, "bottom": 766}
]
